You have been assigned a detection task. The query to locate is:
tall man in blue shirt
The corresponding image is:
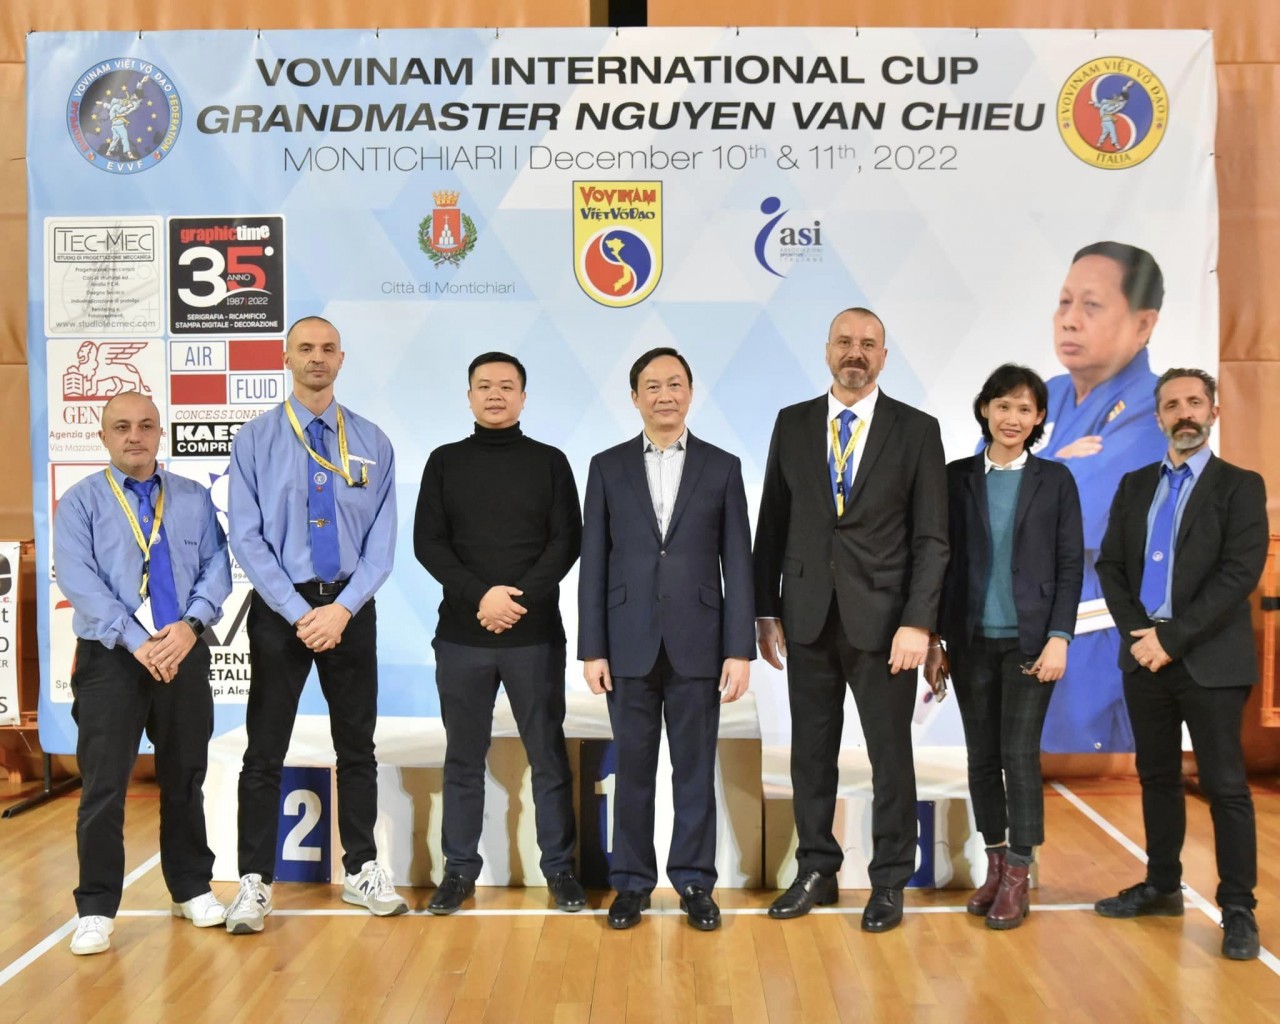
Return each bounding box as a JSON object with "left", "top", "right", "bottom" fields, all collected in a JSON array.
[
  {"left": 54, "top": 391, "right": 232, "bottom": 955},
  {"left": 1094, "top": 368, "right": 1268, "bottom": 960},
  {"left": 226, "top": 316, "right": 405, "bottom": 933}
]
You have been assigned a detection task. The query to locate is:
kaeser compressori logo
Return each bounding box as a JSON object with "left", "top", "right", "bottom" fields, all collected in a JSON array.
[
  {"left": 1058, "top": 58, "right": 1167, "bottom": 169},
  {"left": 574, "top": 182, "right": 663, "bottom": 308},
  {"left": 67, "top": 58, "right": 182, "bottom": 173}
]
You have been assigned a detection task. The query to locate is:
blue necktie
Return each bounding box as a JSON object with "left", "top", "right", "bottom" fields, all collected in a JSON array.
[
  {"left": 124, "top": 477, "right": 181, "bottom": 629},
  {"left": 829, "top": 408, "right": 856, "bottom": 510},
  {"left": 306, "top": 418, "right": 342, "bottom": 583},
  {"left": 1140, "top": 464, "right": 1192, "bottom": 616}
]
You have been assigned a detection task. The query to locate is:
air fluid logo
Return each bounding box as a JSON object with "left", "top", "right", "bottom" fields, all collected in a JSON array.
[{"left": 754, "top": 197, "right": 823, "bottom": 277}]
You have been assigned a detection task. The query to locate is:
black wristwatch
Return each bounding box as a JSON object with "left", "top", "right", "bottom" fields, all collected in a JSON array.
[{"left": 182, "top": 615, "right": 206, "bottom": 637}]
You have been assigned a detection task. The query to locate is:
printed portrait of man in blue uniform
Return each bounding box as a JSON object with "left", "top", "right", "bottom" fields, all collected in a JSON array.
[{"left": 1029, "top": 241, "right": 1169, "bottom": 752}]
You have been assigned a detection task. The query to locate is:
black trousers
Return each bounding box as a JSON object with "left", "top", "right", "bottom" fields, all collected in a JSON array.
[
  {"left": 951, "top": 636, "right": 1056, "bottom": 849},
  {"left": 434, "top": 640, "right": 576, "bottom": 880},
  {"left": 787, "top": 601, "right": 917, "bottom": 887},
  {"left": 71, "top": 638, "right": 214, "bottom": 917},
  {"left": 238, "top": 588, "right": 379, "bottom": 882},
  {"left": 1124, "top": 662, "right": 1256, "bottom": 908},
  {"left": 607, "top": 646, "right": 720, "bottom": 894}
]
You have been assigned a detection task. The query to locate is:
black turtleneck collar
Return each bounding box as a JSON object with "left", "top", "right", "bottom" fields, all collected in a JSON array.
[{"left": 471, "top": 421, "right": 524, "bottom": 444}]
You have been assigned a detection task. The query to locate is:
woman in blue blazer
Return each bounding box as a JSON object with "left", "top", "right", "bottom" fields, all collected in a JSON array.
[{"left": 928, "top": 364, "right": 1084, "bottom": 929}]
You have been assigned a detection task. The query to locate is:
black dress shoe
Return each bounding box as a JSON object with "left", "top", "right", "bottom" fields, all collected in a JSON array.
[
  {"left": 768, "top": 870, "right": 839, "bottom": 920},
  {"left": 679, "top": 885, "right": 721, "bottom": 931},
  {"left": 861, "top": 886, "right": 904, "bottom": 933},
  {"left": 1094, "top": 882, "right": 1183, "bottom": 919},
  {"left": 1221, "top": 905, "right": 1261, "bottom": 960},
  {"left": 548, "top": 870, "right": 588, "bottom": 912},
  {"left": 427, "top": 872, "right": 476, "bottom": 915},
  {"left": 608, "top": 890, "right": 650, "bottom": 930}
]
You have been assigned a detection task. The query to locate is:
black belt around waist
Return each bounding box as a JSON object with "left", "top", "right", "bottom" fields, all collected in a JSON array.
[{"left": 296, "top": 579, "right": 348, "bottom": 598}]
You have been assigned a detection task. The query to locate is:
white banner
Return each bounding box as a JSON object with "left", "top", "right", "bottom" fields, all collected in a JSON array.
[{"left": 27, "top": 28, "right": 1218, "bottom": 753}]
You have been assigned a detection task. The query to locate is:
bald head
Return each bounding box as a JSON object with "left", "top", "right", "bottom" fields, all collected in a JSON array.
[{"left": 99, "top": 391, "right": 162, "bottom": 480}]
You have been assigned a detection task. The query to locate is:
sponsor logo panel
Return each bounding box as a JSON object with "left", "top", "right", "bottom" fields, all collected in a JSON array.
[
  {"left": 168, "top": 216, "right": 285, "bottom": 334},
  {"left": 47, "top": 339, "right": 168, "bottom": 461},
  {"left": 44, "top": 217, "right": 164, "bottom": 337}
]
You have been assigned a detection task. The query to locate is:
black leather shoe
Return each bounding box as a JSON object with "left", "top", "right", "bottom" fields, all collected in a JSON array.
[
  {"left": 768, "top": 870, "right": 839, "bottom": 920},
  {"left": 1094, "top": 882, "right": 1183, "bottom": 919},
  {"left": 548, "top": 870, "right": 587, "bottom": 913},
  {"left": 427, "top": 872, "right": 475, "bottom": 915},
  {"left": 861, "top": 886, "right": 904, "bottom": 933},
  {"left": 608, "top": 890, "right": 650, "bottom": 930},
  {"left": 1221, "top": 905, "right": 1260, "bottom": 960},
  {"left": 679, "top": 885, "right": 721, "bottom": 931}
]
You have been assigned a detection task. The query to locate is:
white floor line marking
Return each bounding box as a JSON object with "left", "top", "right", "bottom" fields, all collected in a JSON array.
[
  {"left": 114, "top": 901, "right": 1100, "bottom": 919},
  {"left": 0, "top": 851, "right": 162, "bottom": 988},
  {"left": 1053, "top": 781, "right": 1280, "bottom": 976}
]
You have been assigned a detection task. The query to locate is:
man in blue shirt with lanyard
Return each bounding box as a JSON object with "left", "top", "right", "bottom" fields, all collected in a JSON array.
[
  {"left": 54, "top": 391, "right": 232, "bottom": 955},
  {"left": 226, "top": 316, "right": 404, "bottom": 933}
]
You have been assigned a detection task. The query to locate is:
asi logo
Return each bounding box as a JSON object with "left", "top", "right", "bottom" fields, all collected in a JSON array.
[
  {"left": 67, "top": 59, "right": 182, "bottom": 173},
  {"left": 574, "top": 182, "right": 663, "bottom": 308},
  {"left": 419, "top": 191, "right": 477, "bottom": 267},
  {"left": 1058, "top": 58, "right": 1167, "bottom": 169},
  {"left": 754, "top": 197, "right": 823, "bottom": 277}
]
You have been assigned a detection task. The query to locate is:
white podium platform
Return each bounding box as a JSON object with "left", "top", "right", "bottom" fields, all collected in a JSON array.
[
  {"left": 204, "top": 691, "right": 764, "bottom": 888},
  {"left": 763, "top": 745, "right": 1023, "bottom": 890}
]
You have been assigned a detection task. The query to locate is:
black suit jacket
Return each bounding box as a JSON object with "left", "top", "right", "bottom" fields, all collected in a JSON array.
[
  {"left": 938, "top": 453, "right": 1084, "bottom": 657},
  {"left": 753, "top": 391, "right": 949, "bottom": 650},
  {"left": 578, "top": 431, "right": 756, "bottom": 679},
  {"left": 1096, "top": 453, "right": 1268, "bottom": 687}
]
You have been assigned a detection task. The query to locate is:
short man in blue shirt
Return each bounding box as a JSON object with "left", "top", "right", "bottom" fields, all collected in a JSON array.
[
  {"left": 1094, "top": 368, "right": 1268, "bottom": 960},
  {"left": 226, "top": 316, "right": 405, "bottom": 933},
  {"left": 54, "top": 391, "right": 232, "bottom": 955}
]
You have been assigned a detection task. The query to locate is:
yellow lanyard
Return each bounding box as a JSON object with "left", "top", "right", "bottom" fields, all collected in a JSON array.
[
  {"left": 284, "top": 401, "right": 368, "bottom": 488},
  {"left": 103, "top": 468, "right": 166, "bottom": 599},
  {"left": 829, "top": 415, "right": 867, "bottom": 516}
]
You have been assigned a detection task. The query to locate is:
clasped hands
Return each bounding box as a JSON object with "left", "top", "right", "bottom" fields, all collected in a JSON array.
[
  {"left": 1129, "top": 626, "right": 1171, "bottom": 672},
  {"left": 478, "top": 585, "right": 527, "bottom": 633},
  {"left": 133, "top": 619, "right": 199, "bottom": 683},
  {"left": 295, "top": 603, "right": 352, "bottom": 652}
]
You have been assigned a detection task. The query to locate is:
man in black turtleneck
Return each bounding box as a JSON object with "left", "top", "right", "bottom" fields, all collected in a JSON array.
[{"left": 414, "top": 352, "right": 585, "bottom": 914}]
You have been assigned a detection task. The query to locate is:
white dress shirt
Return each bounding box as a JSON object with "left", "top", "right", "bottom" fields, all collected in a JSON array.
[{"left": 642, "top": 429, "right": 688, "bottom": 539}]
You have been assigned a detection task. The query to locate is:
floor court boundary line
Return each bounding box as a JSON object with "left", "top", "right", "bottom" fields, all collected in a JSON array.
[
  {"left": 0, "top": 851, "right": 162, "bottom": 989},
  {"left": 1052, "top": 781, "right": 1280, "bottom": 977},
  {"left": 106, "top": 902, "right": 1103, "bottom": 919}
]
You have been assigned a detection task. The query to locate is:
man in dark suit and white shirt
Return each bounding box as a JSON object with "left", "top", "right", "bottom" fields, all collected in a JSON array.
[
  {"left": 1094, "top": 367, "right": 1268, "bottom": 960},
  {"left": 578, "top": 347, "right": 755, "bottom": 932},
  {"left": 753, "top": 307, "right": 949, "bottom": 931}
]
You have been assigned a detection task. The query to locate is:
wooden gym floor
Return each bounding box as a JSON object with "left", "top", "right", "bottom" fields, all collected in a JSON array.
[{"left": 1, "top": 776, "right": 1279, "bottom": 1022}]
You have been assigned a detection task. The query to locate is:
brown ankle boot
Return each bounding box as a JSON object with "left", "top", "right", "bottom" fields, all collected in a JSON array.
[
  {"left": 985, "top": 864, "right": 1031, "bottom": 930},
  {"left": 966, "top": 848, "right": 1006, "bottom": 916}
]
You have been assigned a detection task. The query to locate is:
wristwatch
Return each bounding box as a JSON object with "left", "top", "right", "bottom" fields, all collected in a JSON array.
[{"left": 182, "top": 615, "right": 206, "bottom": 637}]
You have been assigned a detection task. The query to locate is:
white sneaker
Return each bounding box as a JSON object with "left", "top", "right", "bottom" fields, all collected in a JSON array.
[
  {"left": 225, "top": 874, "right": 272, "bottom": 935},
  {"left": 70, "top": 915, "right": 114, "bottom": 955},
  {"left": 343, "top": 860, "right": 409, "bottom": 917},
  {"left": 172, "top": 891, "right": 226, "bottom": 928}
]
